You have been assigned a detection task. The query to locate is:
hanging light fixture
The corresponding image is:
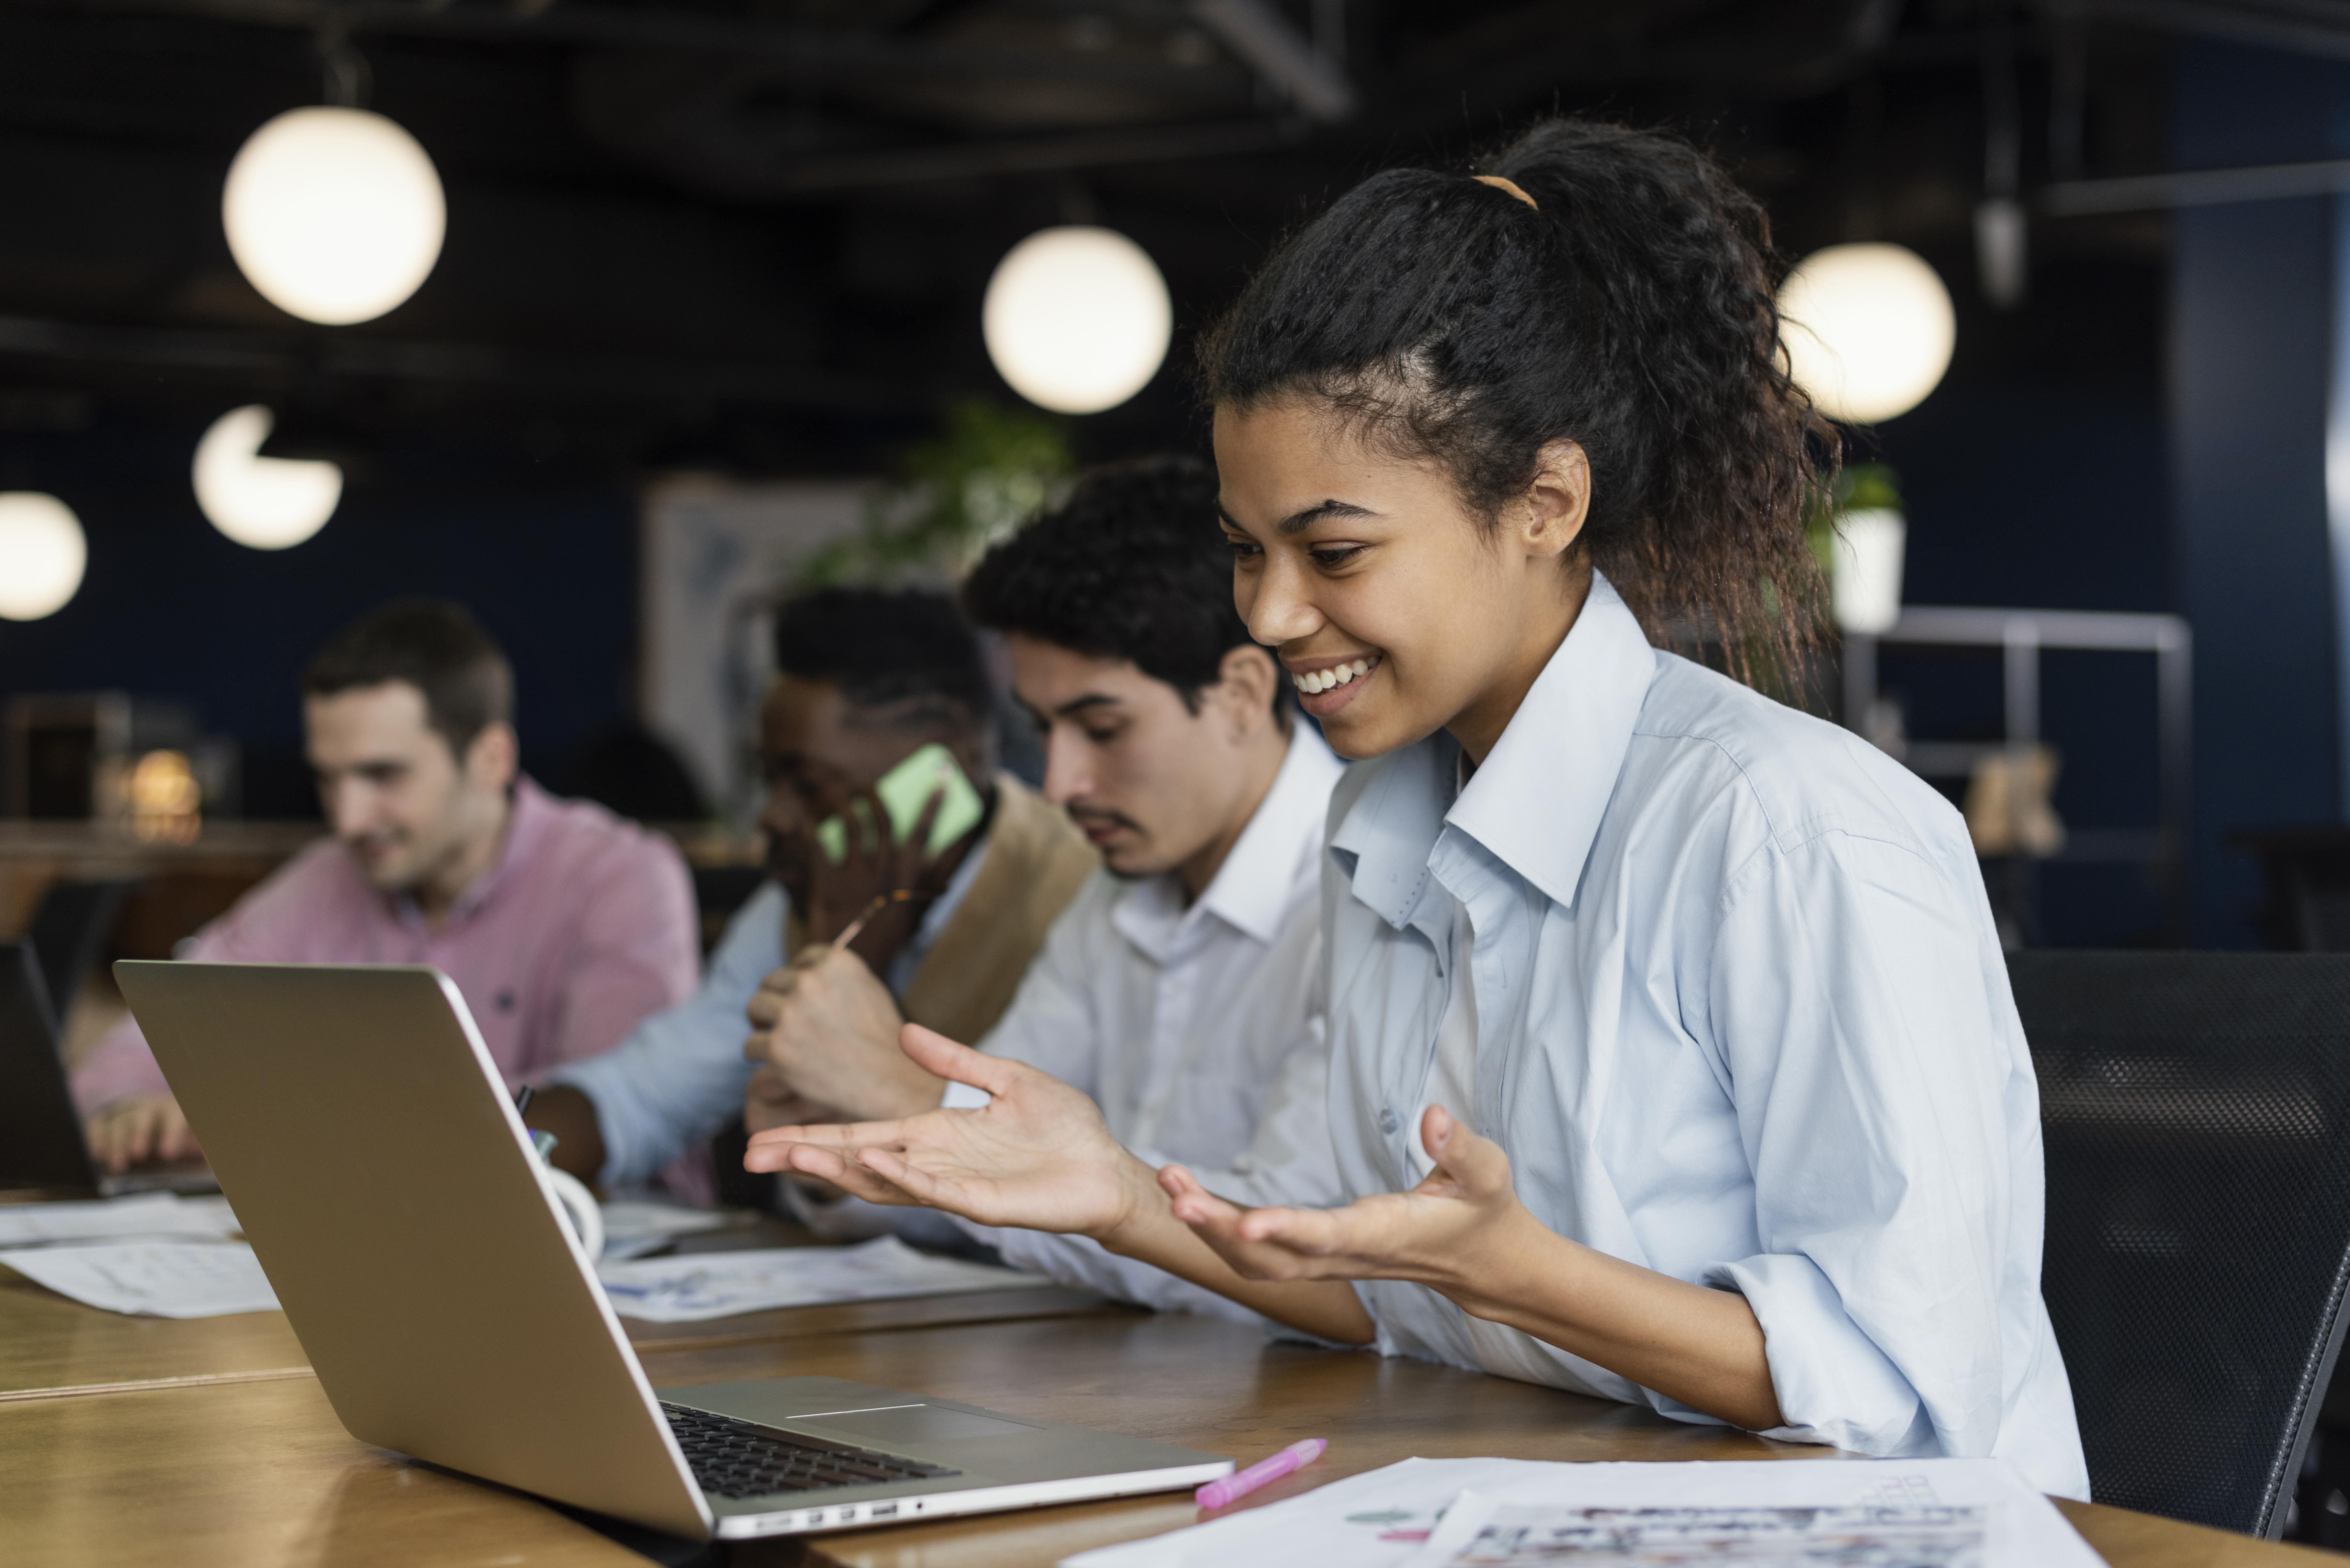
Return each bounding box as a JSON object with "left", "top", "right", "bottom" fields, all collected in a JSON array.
[
  {"left": 982, "top": 226, "right": 1172, "bottom": 415},
  {"left": 1777, "top": 243, "right": 1956, "bottom": 424},
  {"left": 0, "top": 492, "right": 87, "bottom": 621},
  {"left": 194, "top": 406, "right": 343, "bottom": 550},
  {"left": 222, "top": 106, "right": 445, "bottom": 325}
]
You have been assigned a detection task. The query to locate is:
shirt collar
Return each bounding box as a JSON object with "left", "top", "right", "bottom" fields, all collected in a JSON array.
[
  {"left": 1196, "top": 723, "right": 1344, "bottom": 944},
  {"left": 1330, "top": 571, "right": 1656, "bottom": 923},
  {"left": 1113, "top": 723, "right": 1344, "bottom": 957}
]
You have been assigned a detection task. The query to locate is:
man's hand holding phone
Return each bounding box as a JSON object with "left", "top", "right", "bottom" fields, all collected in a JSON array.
[{"left": 800, "top": 743, "right": 985, "bottom": 976}]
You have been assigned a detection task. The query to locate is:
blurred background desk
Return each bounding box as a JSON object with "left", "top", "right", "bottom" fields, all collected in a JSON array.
[{"left": 0, "top": 820, "right": 320, "bottom": 962}]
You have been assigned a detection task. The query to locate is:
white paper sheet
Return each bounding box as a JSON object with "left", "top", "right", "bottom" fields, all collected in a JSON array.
[
  {"left": 595, "top": 1236, "right": 1047, "bottom": 1321},
  {"left": 1408, "top": 1491, "right": 1988, "bottom": 1566},
  {"left": 0, "top": 1192, "right": 240, "bottom": 1247},
  {"left": 1062, "top": 1458, "right": 2101, "bottom": 1568},
  {"left": 596, "top": 1199, "right": 746, "bottom": 1261},
  {"left": 0, "top": 1240, "right": 279, "bottom": 1318}
]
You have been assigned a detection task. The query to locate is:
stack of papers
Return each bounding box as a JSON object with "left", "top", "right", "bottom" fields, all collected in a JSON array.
[
  {"left": 0, "top": 1241, "right": 279, "bottom": 1318},
  {"left": 1062, "top": 1457, "right": 2100, "bottom": 1568},
  {"left": 597, "top": 1199, "right": 746, "bottom": 1262},
  {"left": 0, "top": 1193, "right": 271, "bottom": 1320},
  {"left": 0, "top": 1191, "right": 239, "bottom": 1246},
  {"left": 596, "top": 1236, "right": 1048, "bottom": 1322}
]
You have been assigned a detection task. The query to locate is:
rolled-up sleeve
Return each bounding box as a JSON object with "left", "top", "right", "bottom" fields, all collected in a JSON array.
[
  {"left": 549, "top": 883, "right": 786, "bottom": 1187},
  {"left": 1701, "top": 829, "right": 2014, "bottom": 1462}
]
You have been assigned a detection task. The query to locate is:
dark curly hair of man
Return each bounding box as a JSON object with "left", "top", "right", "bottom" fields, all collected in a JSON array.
[
  {"left": 962, "top": 455, "right": 1284, "bottom": 723},
  {"left": 772, "top": 586, "right": 992, "bottom": 723}
]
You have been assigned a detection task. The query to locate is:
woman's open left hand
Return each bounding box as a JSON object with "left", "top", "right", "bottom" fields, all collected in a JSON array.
[
  {"left": 1161, "top": 1105, "right": 1537, "bottom": 1310},
  {"left": 742, "top": 1024, "right": 1164, "bottom": 1239}
]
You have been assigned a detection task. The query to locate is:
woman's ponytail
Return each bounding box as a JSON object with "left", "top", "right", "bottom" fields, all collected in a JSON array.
[{"left": 1202, "top": 117, "right": 1832, "bottom": 679}]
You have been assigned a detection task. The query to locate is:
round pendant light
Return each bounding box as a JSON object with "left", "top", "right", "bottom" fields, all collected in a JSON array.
[
  {"left": 1777, "top": 243, "right": 1956, "bottom": 425},
  {"left": 0, "top": 492, "right": 88, "bottom": 621},
  {"left": 194, "top": 406, "right": 343, "bottom": 550},
  {"left": 223, "top": 106, "right": 445, "bottom": 326},
  {"left": 982, "top": 226, "right": 1172, "bottom": 415}
]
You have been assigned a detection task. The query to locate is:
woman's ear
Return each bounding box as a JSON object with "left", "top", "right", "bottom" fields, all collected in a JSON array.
[
  {"left": 1519, "top": 439, "right": 1590, "bottom": 561},
  {"left": 1212, "top": 645, "right": 1281, "bottom": 742}
]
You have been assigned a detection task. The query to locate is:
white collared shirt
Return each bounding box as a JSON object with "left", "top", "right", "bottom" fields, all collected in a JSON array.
[
  {"left": 1316, "top": 572, "right": 2088, "bottom": 1498},
  {"left": 945, "top": 725, "right": 1348, "bottom": 1318}
]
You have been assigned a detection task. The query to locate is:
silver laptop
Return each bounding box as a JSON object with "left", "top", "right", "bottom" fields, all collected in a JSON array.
[{"left": 114, "top": 960, "right": 1231, "bottom": 1542}]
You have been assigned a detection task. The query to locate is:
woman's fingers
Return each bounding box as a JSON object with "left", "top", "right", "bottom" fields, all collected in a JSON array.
[
  {"left": 1418, "top": 1105, "right": 1512, "bottom": 1196},
  {"left": 854, "top": 1146, "right": 967, "bottom": 1211},
  {"left": 1160, "top": 1164, "right": 1242, "bottom": 1225},
  {"left": 897, "top": 1023, "right": 1029, "bottom": 1098},
  {"left": 771, "top": 1141, "right": 922, "bottom": 1206},
  {"left": 744, "top": 1115, "right": 909, "bottom": 1167}
]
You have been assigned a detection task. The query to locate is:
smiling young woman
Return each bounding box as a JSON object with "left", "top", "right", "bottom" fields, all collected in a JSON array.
[{"left": 745, "top": 117, "right": 2089, "bottom": 1498}]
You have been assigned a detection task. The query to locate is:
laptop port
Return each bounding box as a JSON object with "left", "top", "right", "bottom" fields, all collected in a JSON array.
[{"left": 871, "top": 1503, "right": 899, "bottom": 1518}]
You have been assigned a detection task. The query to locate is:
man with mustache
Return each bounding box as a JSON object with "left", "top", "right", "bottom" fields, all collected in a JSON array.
[
  {"left": 746, "top": 456, "right": 1344, "bottom": 1314},
  {"left": 524, "top": 587, "right": 1096, "bottom": 1199},
  {"left": 74, "top": 599, "right": 700, "bottom": 1171}
]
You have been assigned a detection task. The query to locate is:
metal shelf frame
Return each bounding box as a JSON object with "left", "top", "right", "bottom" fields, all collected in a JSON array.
[{"left": 1843, "top": 606, "right": 2193, "bottom": 943}]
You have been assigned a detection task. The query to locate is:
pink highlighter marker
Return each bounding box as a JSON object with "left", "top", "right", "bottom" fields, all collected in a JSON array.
[{"left": 1195, "top": 1437, "right": 1328, "bottom": 1511}]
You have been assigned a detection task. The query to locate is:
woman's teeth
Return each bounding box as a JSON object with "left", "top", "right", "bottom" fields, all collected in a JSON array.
[{"left": 1292, "top": 657, "right": 1377, "bottom": 695}]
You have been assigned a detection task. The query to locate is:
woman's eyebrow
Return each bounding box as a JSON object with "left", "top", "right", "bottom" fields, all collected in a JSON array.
[{"left": 1217, "top": 498, "right": 1379, "bottom": 535}]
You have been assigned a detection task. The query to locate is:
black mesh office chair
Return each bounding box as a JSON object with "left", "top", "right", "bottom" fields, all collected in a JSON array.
[
  {"left": 2012, "top": 951, "right": 2350, "bottom": 1538},
  {"left": 25, "top": 877, "right": 138, "bottom": 1032}
]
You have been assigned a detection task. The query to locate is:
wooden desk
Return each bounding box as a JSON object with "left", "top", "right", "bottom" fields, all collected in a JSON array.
[
  {"left": 0, "top": 1266, "right": 1110, "bottom": 1404},
  {"left": 1, "top": 1308, "right": 2330, "bottom": 1567}
]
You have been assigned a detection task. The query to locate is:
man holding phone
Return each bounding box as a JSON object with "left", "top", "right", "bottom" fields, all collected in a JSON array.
[
  {"left": 746, "top": 456, "right": 1345, "bottom": 1316},
  {"left": 525, "top": 588, "right": 1096, "bottom": 1198}
]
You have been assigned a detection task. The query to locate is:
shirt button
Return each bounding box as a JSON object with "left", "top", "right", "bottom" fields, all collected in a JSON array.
[{"left": 1378, "top": 1108, "right": 1400, "bottom": 1135}]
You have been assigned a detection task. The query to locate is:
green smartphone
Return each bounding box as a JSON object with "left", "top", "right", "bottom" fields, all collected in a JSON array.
[{"left": 815, "top": 742, "right": 986, "bottom": 864}]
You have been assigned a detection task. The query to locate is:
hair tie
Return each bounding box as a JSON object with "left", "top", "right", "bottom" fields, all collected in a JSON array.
[{"left": 1473, "top": 174, "right": 1538, "bottom": 211}]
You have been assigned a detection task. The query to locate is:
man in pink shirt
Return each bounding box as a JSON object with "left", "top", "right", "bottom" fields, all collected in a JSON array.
[{"left": 75, "top": 599, "right": 699, "bottom": 1172}]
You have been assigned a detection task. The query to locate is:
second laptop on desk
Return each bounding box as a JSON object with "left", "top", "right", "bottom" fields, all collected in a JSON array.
[
  {"left": 0, "top": 941, "right": 215, "bottom": 1198},
  {"left": 114, "top": 959, "right": 1230, "bottom": 1542}
]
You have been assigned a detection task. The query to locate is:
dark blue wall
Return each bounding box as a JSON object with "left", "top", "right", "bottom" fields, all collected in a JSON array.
[
  {"left": 2171, "top": 45, "right": 2350, "bottom": 944},
  {"left": 0, "top": 410, "right": 637, "bottom": 816},
  {"left": 1871, "top": 372, "right": 2176, "bottom": 948}
]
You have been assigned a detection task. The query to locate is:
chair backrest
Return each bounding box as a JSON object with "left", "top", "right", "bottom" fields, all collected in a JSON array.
[
  {"left": 26, "top": 877, "right": 137, "bottom": 1030},
  {"left": 2012, "top": 951, "right": 2350, "bottom": 1537}
]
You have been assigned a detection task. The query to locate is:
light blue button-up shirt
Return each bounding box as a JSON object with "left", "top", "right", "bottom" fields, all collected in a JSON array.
[
  {"left": 1317, "top": 573, "right": 2088, "bottom": 1498},
  {"left": 552, "top": 840, "right": 986, "bottom": 1191}
]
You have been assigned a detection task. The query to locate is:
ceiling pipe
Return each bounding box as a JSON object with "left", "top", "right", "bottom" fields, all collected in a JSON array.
[{"left": 1191, "top": 0, "right": 1359, "bottom": 122}]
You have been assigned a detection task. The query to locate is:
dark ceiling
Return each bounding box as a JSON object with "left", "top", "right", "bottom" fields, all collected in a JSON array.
[{"left": 0, "top": 0, "right": 2298, "bottom": 475}]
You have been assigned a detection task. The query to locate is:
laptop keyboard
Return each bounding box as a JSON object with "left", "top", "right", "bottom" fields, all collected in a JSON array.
[{"left": 660, "top": 1402, "right": 962, "bottom": 1500}]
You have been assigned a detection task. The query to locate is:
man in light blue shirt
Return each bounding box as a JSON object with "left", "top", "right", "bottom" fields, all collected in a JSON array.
[{"left": 526, "top": 587, "right": 1096, "bottom": 1196}]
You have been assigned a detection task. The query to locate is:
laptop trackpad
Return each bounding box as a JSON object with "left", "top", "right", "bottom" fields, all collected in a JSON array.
[{"left": 794, "top": 1405, "right": 1041, "bottom": 1446}]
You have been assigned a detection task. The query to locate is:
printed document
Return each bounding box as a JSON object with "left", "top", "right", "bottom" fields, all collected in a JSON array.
[
  {"left": 0, "top": 1240, "right": 279, "bottom": 1318},
  {"left": 596, "top": 1236, "right": 1046, "bottom": 1321},
  {"left": 0, "top": 1191, "right": 239, "bottom": 1247},
  {"left": 1062, "top": 1457, "right": 2100, "bottom": 1568}
]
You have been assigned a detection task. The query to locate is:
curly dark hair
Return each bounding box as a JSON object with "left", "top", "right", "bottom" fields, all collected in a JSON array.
[
  {"left": 1199, "top": 117, "right": 1832, "bottom": 677},
  {"left": 771, "top": 587, "right": 992, "bottom": 723},
  {"left": 963, "top": 455, "right": 1286, "bottom": 724}
]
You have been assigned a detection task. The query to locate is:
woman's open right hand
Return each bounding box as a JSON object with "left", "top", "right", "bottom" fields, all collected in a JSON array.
[{"left": 741, "top": 1024, "right": 1162, "bottom": 1241}]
